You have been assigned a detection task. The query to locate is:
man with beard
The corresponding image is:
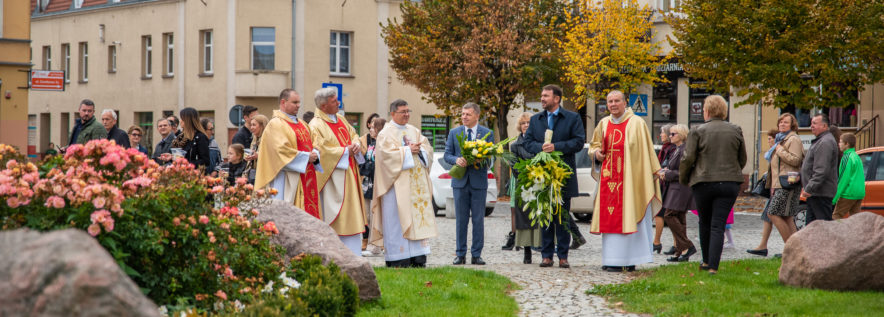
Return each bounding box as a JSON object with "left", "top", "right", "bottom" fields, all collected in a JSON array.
[{"left": 68, "top": 99, "right": 107, "bottom": 146}]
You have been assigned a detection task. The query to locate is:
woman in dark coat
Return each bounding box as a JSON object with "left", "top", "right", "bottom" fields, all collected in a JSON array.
[
  {"left": 509, "top": 112, "right": 541, "bottom": 264},
  {"left": 171, "top": 107, "right": 211, "bottom": 173},
  {"left": 657, "top": 124, "right": 697, "bottom": 262}
]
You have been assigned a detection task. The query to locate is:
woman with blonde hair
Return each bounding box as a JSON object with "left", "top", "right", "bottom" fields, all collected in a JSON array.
[
  {"left": 244, "top": 114, "right": 269, "bottom": 184},
  {"left": 507, "top": 111, "right": 542, "bottom": 264},
  {"left": 656, "top": 124, "right": 696, "bottom": 262},
  {"left": 767, "top": 113, "right": 804, "bottom": 245},
  {"left": 171, "top": 107, "right": 211, "bottom": 173},
  {"left": 127, "top": 125, "right": 148, "bottom": 155}
]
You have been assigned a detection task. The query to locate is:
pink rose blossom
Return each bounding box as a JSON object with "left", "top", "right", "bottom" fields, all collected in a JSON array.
[
  {"left": 101, "top": 219, "right": 114, "bottom": 232},
  {"left": 87, "top": 224, "right": 101, "bottom": 236},
  {"left": 91, "top": 210, "right": 111, "bottom": 224},
  {"left": 214, "top": 290, "right": 227, "bottom": 300},
  {"left": 92, "top": 196, "right": 106, "bottom": 209},
  {"left": 224, "top": 267, "right": 234, "bottom": 278},
  {"left": 199, "top": 215, "right": 210, "bottom": 224},
  {"left": 172, "top": 217, "right": 181, "bottom": 226},
  {"left": 235, "top": 177, "right": 247, "bottom": 185},
  {"left": 6, "top": 197, "right": 20, "bottom": 208},
  {"left": 262, "top": 221, "right": 279, "bottom": 235},
  {"left": 44, "top": 196, "right": 66, "bottom": 209}
]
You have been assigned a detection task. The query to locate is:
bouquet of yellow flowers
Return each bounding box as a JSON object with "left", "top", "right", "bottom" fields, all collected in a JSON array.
[
  {"left": 513, "top": 151, "right": 573, "bottom": 227},
  {"left": 449, "top": 133, "right": 516, "bottom": 179}
]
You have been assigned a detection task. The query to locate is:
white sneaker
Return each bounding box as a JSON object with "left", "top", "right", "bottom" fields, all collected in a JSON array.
[
  {"left": 723, "top": 242, "right": 735, "bottom": 249},
  {"left": 362, "top": 246, "right": 384, "bottom": 257}
]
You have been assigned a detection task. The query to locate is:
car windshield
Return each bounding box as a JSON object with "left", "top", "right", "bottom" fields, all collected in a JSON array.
[
  {"left": 575, "top": 148, "right": 592, "bottom": 168},
  {"left": 437, "top": 157, "right": 453, "bottom": 171}
]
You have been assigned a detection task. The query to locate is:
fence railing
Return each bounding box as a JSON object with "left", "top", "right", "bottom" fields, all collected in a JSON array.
[{"left": 855, "top": 114, "right": 879, "bottom": 150}]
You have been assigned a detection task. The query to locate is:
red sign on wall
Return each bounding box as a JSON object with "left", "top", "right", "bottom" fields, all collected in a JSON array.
[{"left": 31, "top": 70, "right": 65, "bottom": 91}]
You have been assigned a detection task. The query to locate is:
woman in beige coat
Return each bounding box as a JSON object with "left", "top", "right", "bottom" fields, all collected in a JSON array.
[{"left": 767, "top": 113, "right": 804, "bottom": 243}]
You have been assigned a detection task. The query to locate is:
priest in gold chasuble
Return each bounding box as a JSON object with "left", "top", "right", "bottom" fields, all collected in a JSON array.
[
  {"left": 309, "top": 88, "right": 368, "bottom": 256},
  {"left": 370, "top": 100, "right": 437, "bottom": 267},
  {"left": 589, "top": 91, "right": 662, "bottom": 271},
  {"left": 255, "top": 89, "right": 322, "bottom": 219}
]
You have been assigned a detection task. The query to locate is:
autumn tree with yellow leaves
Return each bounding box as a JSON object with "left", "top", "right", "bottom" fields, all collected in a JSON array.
[
  {"left": 381, "top": 0, "right": 567, "bottom": 141},
  {"left": 559, "top": 0, "right": 668, "bottom": 108}
]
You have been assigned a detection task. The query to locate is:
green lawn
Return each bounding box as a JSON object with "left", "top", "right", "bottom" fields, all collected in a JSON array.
[
  {"left": 588, "top": 258, "right": 884, "bottom": 316},
  {"left": 358, "top": 267, "right": 519, "bottom": 317}
]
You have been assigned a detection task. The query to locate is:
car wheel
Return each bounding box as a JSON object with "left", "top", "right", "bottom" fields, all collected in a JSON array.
[
  {"left": 432, "top": 196, "right": 442, "bottom": 217},
  {"left": 795, "top": 204, "right": 807, "bottom": 230},
  {"left": 485, "top": 207, "right": 494, "bottom": 217},
  {"left": 573, "top": 213, "right": 592, "bottom": 223}
]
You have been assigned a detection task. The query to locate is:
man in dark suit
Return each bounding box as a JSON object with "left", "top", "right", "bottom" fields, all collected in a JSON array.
[
  {"left": 101, "top": 109, "right": 131, "bottom": 148},
  {"left": 444, "top": 102, "right": 493, "bottom": 265},
  {"left": 523, "top": 84, "right": 586, "bottom": 268}
]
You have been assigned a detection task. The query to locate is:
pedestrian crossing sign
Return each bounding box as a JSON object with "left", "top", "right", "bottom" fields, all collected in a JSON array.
[{"left": 629, "top": 94, "right": 648, "bottom": 116}]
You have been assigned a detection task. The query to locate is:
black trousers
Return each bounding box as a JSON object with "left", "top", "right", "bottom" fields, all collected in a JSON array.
[
  {"left": 691, "top": 182, "right": 740, "bottom": 270},
  {"left": 805, "top": 196, "right": 834, "bottom": 225},
  {"left": 541, "top": 199, "right": 572, "bottom": 260}
]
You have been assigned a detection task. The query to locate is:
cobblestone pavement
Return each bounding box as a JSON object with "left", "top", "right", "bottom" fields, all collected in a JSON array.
[{"left": 364, "top": 197, "right": 781, "bottom": 316}]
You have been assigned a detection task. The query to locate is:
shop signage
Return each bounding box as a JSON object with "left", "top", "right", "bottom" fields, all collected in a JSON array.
[{"left": 31, "top": 70, "right": 65, "bottom": 91}]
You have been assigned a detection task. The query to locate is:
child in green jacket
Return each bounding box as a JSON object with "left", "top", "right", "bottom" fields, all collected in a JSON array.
[{"left": 833, "top": 133, "right": 865, "bottom": 219}]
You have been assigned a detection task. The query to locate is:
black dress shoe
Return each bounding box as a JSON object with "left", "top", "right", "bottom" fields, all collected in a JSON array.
[
  {"left": 501, "top": 232, "right": 515, "bottom": 250},
  {"left": 452, "top": 256, "right": 466, "bottom": 265},
  {"left": 471, "top": 257, "right": 486, "bottom": 265},
  {"left": 663, "top": 246, "right": 677, "bottom": 255},
  {"left": 678, "top": 246, "right": 697, "bottom": 262},
  {"left": 653, "top": 244, "right": 662, "bottom": 254},
  {"left": 746, "top": 248, "right": 768, "bottom": 257}
]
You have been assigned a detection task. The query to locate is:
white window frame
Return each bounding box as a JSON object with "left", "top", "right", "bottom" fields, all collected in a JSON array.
[
  {"left": 143, "top": 35, "right": 152, "bottom": 78},
  {"left": 79, "top": 42, "right": 88, "bottom": 82},
  {"left": 74, "top": 0, "right": 84, "bottom": 9},
  {"left": 42, "top": 46, "right": 51, "bottom": 70},
  {"left": 62, "top": 43, "right": 70, "bottom": 83},
  {"left": 250, "top": 27, "right": 276, "bottom": 70},
  {"left": 108, "top": 45, "right": 117, "bottom": 73},
  {"left": 201, "top": 30, "right": 213, "bottom": 74},
  {"left": 164, "top": 33, "right": 174, "bottom": 76},
  {"left": 330, "top": 31, "right": 352, "bottom": 76}
]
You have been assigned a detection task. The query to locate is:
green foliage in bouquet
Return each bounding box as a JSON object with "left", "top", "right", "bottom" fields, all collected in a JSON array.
[
  {"left": 513, "top": 151, "right": 573, "bottom": 228},
  {"left": 449, "top": 133, "right": 516, "bottom": 179}
]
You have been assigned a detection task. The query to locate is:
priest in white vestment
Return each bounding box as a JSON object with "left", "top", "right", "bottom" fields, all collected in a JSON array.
[
  {"left": 370, "top": 99, "right": 438, "bottom": 267},
  {"left": 254, "top": 89, "right": 322, "bottom": 218},
  {"left": 589, "top": 91, "right": 662, "bottom": 272}
]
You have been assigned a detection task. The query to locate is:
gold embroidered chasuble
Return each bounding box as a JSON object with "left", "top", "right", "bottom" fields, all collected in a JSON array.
[
  {"left": 309, "top": 111, "right": 367, "bottom": 236},
  {"left": 589, "top": 109, "right": 662, "bottom": 234},
  {"left": 369, "top": 124, "right": 438, "bottom": 246},
  {"left": 254, "top": 110, "right": 316, "bottom": 213}
]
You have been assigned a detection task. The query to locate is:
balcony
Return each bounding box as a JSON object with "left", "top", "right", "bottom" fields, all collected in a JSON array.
[{"left": 234, "top": 70, "right": 290, "bottom": 97}]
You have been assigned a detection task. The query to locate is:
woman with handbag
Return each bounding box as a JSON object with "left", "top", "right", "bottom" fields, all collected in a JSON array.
[
  {"left": 656, "top": 124, "right": 697, "bottom": 262},
  {"left": 747, "top": 129, "right": 778, "bottom": 256},
  {"left": 768, "top": 113, "right": 805, "bottom": 244}
]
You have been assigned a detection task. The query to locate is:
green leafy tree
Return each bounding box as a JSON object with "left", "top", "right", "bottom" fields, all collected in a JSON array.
[
  {"left": 381, "top": 0, "right": 567, "bottom": 140},
  {"left": 668, "top": 0, "right": 884, "bottom": 108},
  {"left": 559, "top": 0, "right": 668, "bottom": 108}
]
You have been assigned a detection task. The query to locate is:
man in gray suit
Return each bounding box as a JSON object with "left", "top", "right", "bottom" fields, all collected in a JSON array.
[
  {"left": 152, "top": 118, "right": 176, "bottom": 164},
  {"left": 801, "top": 113, "right": 839, "bottom": 224},
  {"left": 444, "top": 103, "right": 493, "bottom": 265}
]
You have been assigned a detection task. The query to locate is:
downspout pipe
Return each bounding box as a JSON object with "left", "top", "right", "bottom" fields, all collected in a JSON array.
[{"left": 291, "top": 0, "right": 296, "bottom": 91}]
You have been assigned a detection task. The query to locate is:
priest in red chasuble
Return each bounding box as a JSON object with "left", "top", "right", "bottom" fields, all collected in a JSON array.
[
  {"left": 589, "top": 90, "right": 663, "bottom": 272},
  {"left": 309, "top": 87, "right": 368, "bottom": 256},
  {"left": 255, "top": 89, "right": 321, "bottom": 219}
]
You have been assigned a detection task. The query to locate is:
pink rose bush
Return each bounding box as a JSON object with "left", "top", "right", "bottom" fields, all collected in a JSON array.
[{"left": 0, "top": 141, "right": 361, "bottom": 314}]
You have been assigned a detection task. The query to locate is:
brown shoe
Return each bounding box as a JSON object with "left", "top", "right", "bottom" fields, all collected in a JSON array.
[
  {"left": 559, "top": 259, "right": 570, "bottom": 268},
  {"left": 539, "top": 258, "right": 553, "bottom": 267},
  {"left": 362, "top": 238, "right": 368, "bottom": 251}
]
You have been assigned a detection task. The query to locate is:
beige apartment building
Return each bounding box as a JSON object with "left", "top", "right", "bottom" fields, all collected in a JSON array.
[
  {"left": 28, "top": 0, "right": 442, "bottom": 158},
  {"left": 28, "top": 0, "right": 884, "bottom": 183},
  {"left": 1, "top": 0, "right": 31, "bottom": 154}
]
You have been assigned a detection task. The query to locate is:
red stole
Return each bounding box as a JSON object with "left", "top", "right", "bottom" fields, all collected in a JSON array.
[
  {"left": 323, "top": 118, "right": 363, "bottom": 210},
  {"left": 286, "top": 120, "right": 320, "bottom": 219},
  {"left": 599, "top": 118, "right": 629, "bottom": 233}
]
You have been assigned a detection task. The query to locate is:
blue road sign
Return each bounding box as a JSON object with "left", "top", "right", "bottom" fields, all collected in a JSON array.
[{"left": 629, "top": 93, "right": 648, "bottom": 116}]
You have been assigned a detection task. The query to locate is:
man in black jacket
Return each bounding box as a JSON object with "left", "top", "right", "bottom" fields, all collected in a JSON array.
[
  {"left": 232, "top": 105, "right": 259, "bottom": 147},
  {"left": 101, "top": 109, "right": 130, "bottom": 148},
  {"left": 801, "top": 113, "right": 840, "bottom": 224},
  {"left": 523, "top": 84, "right": 586, "bottom": 269}
]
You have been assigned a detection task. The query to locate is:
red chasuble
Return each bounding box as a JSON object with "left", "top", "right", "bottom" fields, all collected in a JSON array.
[
  {"left": 598, "top": 118, "right": 629, "bottom": 233},
  {"left": 286, "top": 121, "right": 320, "bottom": 219},
  {"left": 323, "top": 118, "right": 363, "bottom": 212}
]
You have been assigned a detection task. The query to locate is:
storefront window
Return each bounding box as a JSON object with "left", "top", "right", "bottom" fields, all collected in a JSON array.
[
  {"left": 652, "top": 79, "right": 677, "bottom": 144},
  {"left": 421, "top": 116, "right": 450, "bottom": 152},
  {"left": 689, "top": 80, "right": 728, "bottom": 124},
  {"left": 345, "top": 112, "right": 362, "bottom": 134}
]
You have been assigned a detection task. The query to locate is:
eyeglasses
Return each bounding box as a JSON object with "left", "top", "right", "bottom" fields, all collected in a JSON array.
[
  {"left": 130, "top": 133, "right": 143, "bottom": 137},
  {"left": 395, "top": 110, "right": 412, "bottom": 114},
  {"left": 669, "top": 133, "right": 678, "bottom": 136}
]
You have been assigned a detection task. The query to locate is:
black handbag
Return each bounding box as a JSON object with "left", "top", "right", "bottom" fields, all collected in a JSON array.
[
  {"left": 751, "top": 172, "right": 770, "bottom": 198},
  {"left": 776, "top": 159, "right": 800, "bottom": 190}
]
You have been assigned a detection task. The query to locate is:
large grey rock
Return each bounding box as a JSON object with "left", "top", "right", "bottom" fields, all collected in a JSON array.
[
  {"left": 779, "top": 212, "right": 884, "bottom": 291},
  {"left": 0, "top": 229, "right": 160, "bottom": 317},
  {"left": 257, "top": 200, "right": 381, "bottom": 300}
]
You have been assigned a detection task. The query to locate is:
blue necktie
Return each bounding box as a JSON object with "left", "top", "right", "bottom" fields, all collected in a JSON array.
[
  {"left": 467, "top": 128, "right": 473, "bottom": 141},
  {"left": 548, "top": 112, "right": 556, "bottom": 130}
]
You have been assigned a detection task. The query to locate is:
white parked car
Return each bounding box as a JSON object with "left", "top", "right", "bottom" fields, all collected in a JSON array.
[
  {"left": 571, "top": 144, "right": 598, "bottom": 222},
  {"left": 429, "top": 152, "right": 498, "bottom": 217}
]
